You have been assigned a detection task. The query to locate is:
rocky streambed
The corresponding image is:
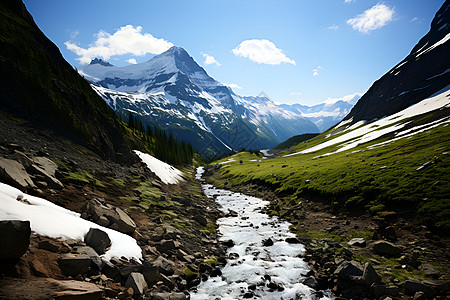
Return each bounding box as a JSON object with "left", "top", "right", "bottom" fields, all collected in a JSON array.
[{"left": 191, "top": 167, "right": 332, "bottom": 300}]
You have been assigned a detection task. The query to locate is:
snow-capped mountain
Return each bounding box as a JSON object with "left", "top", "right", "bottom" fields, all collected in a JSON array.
[
  {"left": 280, "top": 93, "right": 361, "bottom": 132},
  {"left": 79, "top": 46, "right": 318, "bottom": 159}
]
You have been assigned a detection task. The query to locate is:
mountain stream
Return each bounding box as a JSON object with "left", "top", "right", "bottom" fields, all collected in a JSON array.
[{"left": 191, "top": 167, "right": 332, "bottom": 300}]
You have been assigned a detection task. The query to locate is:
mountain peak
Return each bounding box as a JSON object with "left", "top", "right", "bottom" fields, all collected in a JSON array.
[
  {"left": 89, "top": 58, "right": 114, "bottom": 67},
  {"left": 166, "top": 46, "right": 188, "bottom": 55}
]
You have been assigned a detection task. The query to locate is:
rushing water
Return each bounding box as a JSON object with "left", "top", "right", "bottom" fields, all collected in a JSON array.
[{"left": 191, "top": 167, "right": 332, "bottom": 300}]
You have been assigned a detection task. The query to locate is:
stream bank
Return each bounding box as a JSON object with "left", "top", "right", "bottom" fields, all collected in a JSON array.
[{"left": 201, "top": 164, "right": 450, "bottom": 299}]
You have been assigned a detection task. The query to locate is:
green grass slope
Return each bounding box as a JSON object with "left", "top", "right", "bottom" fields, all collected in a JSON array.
[{"left": 215, "top": 110, "right": 450, "bottom": 230}]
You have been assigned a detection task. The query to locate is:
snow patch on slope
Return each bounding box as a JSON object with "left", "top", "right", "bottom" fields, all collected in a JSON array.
[
  {"left": 285, "top": 85, "right": 450, "bottom": 157},
  {"left": 0, "top": 182, "right": 142, "bottom": 261},
  {"left": 134, "top": 150, "right": 184, "bottom": 184}
]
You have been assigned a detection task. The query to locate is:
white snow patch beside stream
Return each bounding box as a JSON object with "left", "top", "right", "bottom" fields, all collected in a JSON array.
[
  {"left": 0, "top": 182, "right": 142, "bottom": 261},
  {"left": 134, "top": 150, "right": 184, "bottom": 184}
]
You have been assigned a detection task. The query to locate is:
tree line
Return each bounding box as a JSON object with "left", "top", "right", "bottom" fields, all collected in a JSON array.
[{"left": 127, "top": 113, "right": 195, "bottom": 165}]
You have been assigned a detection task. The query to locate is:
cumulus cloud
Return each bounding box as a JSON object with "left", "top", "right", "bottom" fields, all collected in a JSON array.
[
  {"left": 224, "top": 83, "right": 242, "bottom": 90},
  {"left": 347, "top": 3, "right": 395, "bottom": 33},
  {"left": 126, "top": 58, "right": 137, "bottom": 64},
  {"left": 232, "top": 39, "right": 296, "bottom": 65},
  {"left": 202, "top": 53, "right": 221, "bottom": 66},
  {"left": 65, "top": 25, "right": 173, "bottom": 64},
  {"left": 312, "top": 66, "right": 324, "bottom": 76}
]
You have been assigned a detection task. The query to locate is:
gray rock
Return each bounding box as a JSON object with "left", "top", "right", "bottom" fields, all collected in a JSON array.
[
  {"left": 414, "top": 291, "right": 427, "bottom": 300},
  {"left": 38, "top": 239, "right": 60, "bottom": 252},
  {"left": 0, "top": 220, "right": 31, "bottom": 259},
  {"left": 53, "top": 279, "right": 103, "bottom": 300},
  {"left": 113, "top": 207, "right": 136, "bottom": 235},
  {"left": 157, "top": 239, "right": 180, "bottom": 253},
  {"left": 403, "top": 280, "right": 436, "bottom": 297},
  {"left": 74, "top": 246, "right": 102, "bottom": 270},
  {"left": 160, "top": 273, "right": 175, "bottom": 290},
  {"left": 28, "top": 157, "right": 63, "bottom": 189},
  {"left": 0, "top": 158, "right": 36, "bottom": 190},
  {"left": 84, "top": 228, "right": 111, "bottom": 255},
  {"left": 362, "top": 262, "right": 381, "bottom": 286},
  {"left": 58, "top": 253, "right": 91, "bottom": 276},
  {"left": 348, "top": 238, "right": 366, "bottom": 247},
  {"left": 141, "top": 261, "right": 160, "bottom": 284},
  {"left": 101, "top": 260, "right": 121, "bottom": 282},
  {"left": 151, "top": 292, "right": 188, "bottom": 300},
  {"left": 125, "top": 272, "right": 147, "bottom": 295},
  {"left": 153, "top": 256, "right": 174, "bottom": 275},
  {"left": 193, "top": 214, "right": 207, "bottom": 226},
  {"left": 372, "top": 240, "right": 401, "bottom": 256},
  {"left": 419, "top": 263, "right": 441, "bottom": 279},
  {"left": 371, "top": 284, "right": 400, "bottom": 297},
  {"left": 302, "top": 276, "right": 320, "bottom": 290},
  {"left": 334, "top": 260, "right": 364, "bottom": 279}
]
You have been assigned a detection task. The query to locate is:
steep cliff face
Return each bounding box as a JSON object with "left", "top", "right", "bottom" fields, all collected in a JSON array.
[
  {"left": 0, "top": 0, "right": 136, "bottom": 161},
  {"left": 344, "top": 0, "right": 450, "bottom": 124}
]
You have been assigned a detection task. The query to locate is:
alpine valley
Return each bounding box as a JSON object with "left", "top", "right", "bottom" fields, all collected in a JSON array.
[
  {"left": 79, "top": 47, "right": 320, "bottom": 160},
  {"left": 0, "top": 0, "right": 449, "bottom": 299}
]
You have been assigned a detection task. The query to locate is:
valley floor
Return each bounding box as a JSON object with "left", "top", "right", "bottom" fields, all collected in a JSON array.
[{"left": 203, "top": 165, "right": 450, "bottom": 298}]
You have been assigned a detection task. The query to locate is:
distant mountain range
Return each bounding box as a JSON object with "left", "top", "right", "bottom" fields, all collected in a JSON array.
[
  {"left": 79, "top": 47, "right": 320, "bottom": 159},
  {"left": 280, "top": 93, "right": 361, "bottom": 132}
]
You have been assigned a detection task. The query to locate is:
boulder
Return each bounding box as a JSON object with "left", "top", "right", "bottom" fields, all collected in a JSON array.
[
  {"left": 403, "top": 280, "right": 437, "bottom": 297},
  {"left": 58, "top": 253, "right": 91, "bottom": 276},
  {"left": 371, "top": 284, "right": 400, "bottom": 298},
  {"left": 141, "top": 261, "right": 160, "bottom": 284},
  {"left": 0, "top": 158, "right": 35, "bottom": 190},
  {"left": 193, "top": 214, "right": 207, "bottom": 226},
  {"left": 0, "top": 220, "right": 31, "bottom": 259},
  {"left": 157, "top": 239, "right": 180, "bottom": 253},
  {"left": 348, "top": 238, "right": 366, "bottom": 247},
  {"left": 362, "top": 263, "right": 381, "bottom": 286},
  {"left": 84, "top": 228, "right": 111, "bottom": 255},
  {"left": 160, "top": 273, "right": 175, "bottom": 290},
  {"left": 28, "top": 157, "right": 63, "bottom": 189},
  {"left": 263, "top": 238, "right": 274, "bottom": 247},
  {"left": 419, "top": 263, "right": 441, "bottom": 279},
  {"left": 334, "top": 260, "right": 364, "bottom": 279},
  {"left": 101, "top": 261, "right": 121, "bottom": 282},
  {"left": 125, "top": 272, "right": 147, "bottom": 295},
  {"left": 38, "top": 239, "right": 61, "bottom": 252},
  {"left": 113, "top": 208, "right": 136, "bottom": 235},
  {"left": 53, "top": 280, "right": 103, "bottom": 299},
  {"left": 302, "top": 276, "right": 320, "bottom": 290},
  {"left": 372, "top": 240, "right": 401, "bottom": 256},
  {"left": 151, "top": 292, "right": 188, "bottom": 300},
  {"left": 286, "top": 237, "right": 301, "bottom": 244},
  {"left": 153, "top": 256, "right": 174, "bottom": 276},
  {"left": 74, "top": 246, "right": 102, "bottom": 270}
]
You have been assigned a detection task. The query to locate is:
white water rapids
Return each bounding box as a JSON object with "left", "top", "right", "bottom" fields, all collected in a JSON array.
[{"left": 191, "top": 167, "right": 332, "bottom": 300}]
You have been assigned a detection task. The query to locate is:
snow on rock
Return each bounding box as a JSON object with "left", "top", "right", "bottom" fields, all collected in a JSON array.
[
  {"left": 0, "top": 182, "right": 142, "bottom": 261},
  {"left": 285, "top": 85, "right": 450, "bottom": 157},
  {"left": 134, "top": 150, "right": 184, "bottom": 184}
]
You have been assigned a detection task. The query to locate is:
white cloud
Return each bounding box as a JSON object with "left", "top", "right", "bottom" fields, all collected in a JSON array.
[
  {"left": 70, "top": 30, "right": 79, "bottom": 40},
  {"left": 290, "top": 92, "right": 302, "bottom": 96},
  {"left": 312, "top": 66, "right": 324, "bottom": 76},
  {"left": 410, "top": 17, "right": 419, "bottom": 23},
  {"left": 224, "top": 83, "right": 242, "bottom": 90},
  {"left": 127, "top": 58, "right": 137, "bottom": 64},
  {"left": 65, "top": 25, "right": 173, "bottom": 64},
  {"left": 344, "top": 0, "right": 355, "bottom": 3},
  {"left": 327, "top": 24, "right": 339, "bottom": 30},
  {"left": 232, "top": 39, "right": 296, "bottom": 65},
  {"left": 347, "top": 3, "right": 395, "bottom": 33},
  {"left": 202, "top": 53, "right": 221, "bottom": 66}
]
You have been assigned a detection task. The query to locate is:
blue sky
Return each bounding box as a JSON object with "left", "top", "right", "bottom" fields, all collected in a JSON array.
[{"left": 23, "top": 0, "right": 445, "bottom": 105}]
